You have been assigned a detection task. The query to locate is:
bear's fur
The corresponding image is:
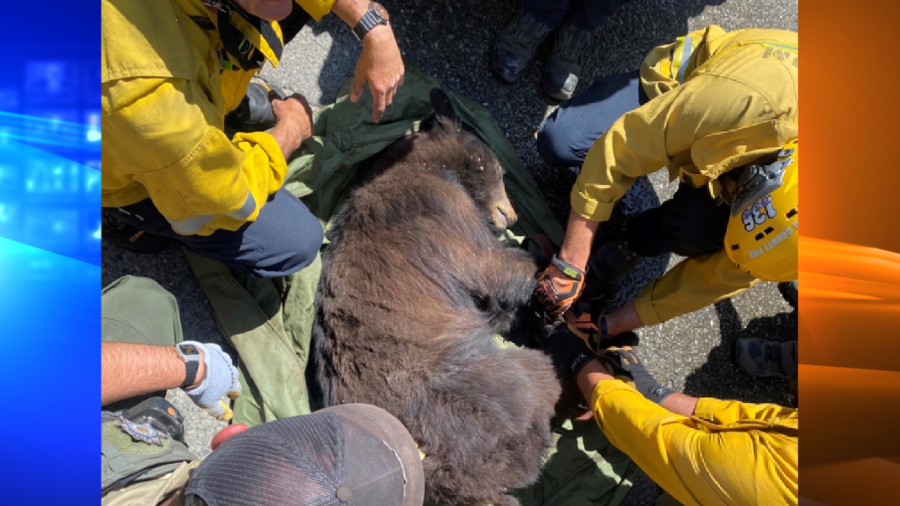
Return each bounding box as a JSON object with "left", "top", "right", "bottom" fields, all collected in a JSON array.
[{"left": 311, "top": 89, "right": 561, "bottom": 506}]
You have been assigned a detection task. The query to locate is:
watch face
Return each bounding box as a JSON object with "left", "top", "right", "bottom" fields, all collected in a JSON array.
[
  {"left": 179, "top": 344, "right": 200, "bottom": 356},
  {"left": 372, "top": 2, "right": 389, "bottom": 22}
]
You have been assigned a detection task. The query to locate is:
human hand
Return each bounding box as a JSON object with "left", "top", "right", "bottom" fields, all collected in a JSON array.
[
  {"left": 599, "top": 344, "right": 673, "bottom": 404},
  {"left": 542, "top": 324, "right": 596, "bottom": 378},
  {"left": 351, "top": 25, "right": 404, "bottom": 123},
  {"left": 181, "top": 342, "right": 242, "bottom": 421},
  {"left": 534, "top": 254, "right": 586, "bottom": 322},
  {"left": 270, "top": 93, "right": 314, "bottom": 157},
  {"left": 563, "top": 301, "right": 608, "bottom": 353}
]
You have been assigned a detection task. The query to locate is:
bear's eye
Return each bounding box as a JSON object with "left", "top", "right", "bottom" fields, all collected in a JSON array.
[{"left": 467, "top": 156, "right": 485, "bottom": 171}]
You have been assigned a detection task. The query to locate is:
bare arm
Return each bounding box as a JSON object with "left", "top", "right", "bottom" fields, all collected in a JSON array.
[
  {"left": 559, "top": 210, "right": 601, "bottom": 272},
  {"left": 101, "top": 343, "right": 205, "bottom": 406},
  {"left": 330, "top": 0, "right": 404, "bottom": 123},
  {"left": 330, "top": 0, "right": 369, "bottom": 25}
]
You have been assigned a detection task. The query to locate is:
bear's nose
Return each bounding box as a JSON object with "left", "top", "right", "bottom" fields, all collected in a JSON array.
[{"left": 495, "top": 202, "right": 517, "bottom": 229}]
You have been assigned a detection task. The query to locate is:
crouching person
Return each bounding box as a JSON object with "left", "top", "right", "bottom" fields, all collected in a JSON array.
[
  {"left": 101, "top": 0, "right": 405, "bottom": 275},
  {"left": 532, "top": 25, "right": 799, "bottom": 341},
  {"left": 543, "top": 326, "right": 799, "bottom": 506},
  {"left": 101, "top": 275, "right": 241, "bottom": 502},
  {"left": 102, "top": 276, "right": 425, "bottom": 506}
]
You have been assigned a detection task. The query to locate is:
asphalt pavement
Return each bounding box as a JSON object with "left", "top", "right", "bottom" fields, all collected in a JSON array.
[{"left": 102, "top": 0, "right": 798, "bottom": 502}]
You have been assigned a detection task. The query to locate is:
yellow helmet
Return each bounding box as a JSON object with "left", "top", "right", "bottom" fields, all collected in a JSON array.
[{"left": 724, "top": 140, "right": 799, "bottom": 282}]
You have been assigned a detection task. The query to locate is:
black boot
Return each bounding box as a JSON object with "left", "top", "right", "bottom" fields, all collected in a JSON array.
[
  {"left": 101, "top": 212, "right": 173, "bottom": 253},
  {"left": 541, "top": 23, "right": 593, "bottom": 100},
  {"left": 778, "top": 280, "right": 798, "bottom": 309},
  {"left": 492, "top": 9, "right": 555, "bottom": 83}
]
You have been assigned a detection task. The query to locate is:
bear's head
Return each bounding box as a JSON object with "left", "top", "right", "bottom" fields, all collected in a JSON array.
[{"left": 428, "top": 88, "right": 518, "bottom": 231}]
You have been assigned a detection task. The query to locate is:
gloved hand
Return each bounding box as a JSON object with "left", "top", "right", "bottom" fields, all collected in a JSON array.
[
  {"left": 542, "top": 324, "right": 597, "bottom": 377},
  {"left": 534, "top": 255, "right": 586, "bottom": 322},
  {"left": 181, "top": 341, "right": 242, "bottom": 421},
  {"left": 599, "top": 344, "right": 673, "bottom": 404},
  {"left": 563, "top": 299, "right": 609, "bottom": 353}
]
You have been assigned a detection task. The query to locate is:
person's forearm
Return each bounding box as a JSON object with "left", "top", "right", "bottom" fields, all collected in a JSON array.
[
  {"left": 660, "top": 392, "right": 699, "bottom": 417},
  {"left": 576, "top": 360, "right": 614, "bottom": 400},
  {"left": 101, "top": 343, "right": 202, "bottom": 406},
  {"left": 575, "top": 360, "right": 698, "bottom": 417},
  {"left": 605, "top": 301, "right": 644, "bottom": 336},
  {"left": 330, "top": 0, "right": 369, "bottom": 26},
  {"left": 560, "top": 210, "right": 601, "bottom": 272},
  {"left": 269, "top": 120, "right": 304, "bottom": 158}
]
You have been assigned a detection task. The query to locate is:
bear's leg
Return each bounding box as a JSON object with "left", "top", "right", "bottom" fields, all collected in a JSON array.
[
  {"left": 475, "top": 247, "right": 539, "bottom": 332},
  {"left": 418, "top": 346, "right": 555, "bottom": 505}
]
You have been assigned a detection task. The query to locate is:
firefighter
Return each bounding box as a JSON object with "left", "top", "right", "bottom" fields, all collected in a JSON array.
[{"left": 532, "top": 25, "right": 798, "bottom": 346}]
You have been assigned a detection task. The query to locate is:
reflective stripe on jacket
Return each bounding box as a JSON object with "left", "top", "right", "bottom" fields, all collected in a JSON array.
[
  {"left": 570, "top": 25, "right": 798, "bottom": 222},
  {"left": 101, "top": 0, "right": 334, "bottom": 236},
  {"left": 591, "top": 380, "right": 799, "bottom": 506}
]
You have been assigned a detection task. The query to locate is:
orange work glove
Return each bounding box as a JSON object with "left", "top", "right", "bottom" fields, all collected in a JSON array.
[{"left": 533, "top": 254, "right": 586, "bottom": 322}]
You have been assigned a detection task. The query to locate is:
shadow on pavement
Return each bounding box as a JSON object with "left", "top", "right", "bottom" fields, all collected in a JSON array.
[{"left": 683, "top": 299, "right": 797, "bottom": 405}]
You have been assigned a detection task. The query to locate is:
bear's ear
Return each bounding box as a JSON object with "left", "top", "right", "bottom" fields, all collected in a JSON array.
[{"left": 429, "top": 88, "right": 461, "bottom": 132}]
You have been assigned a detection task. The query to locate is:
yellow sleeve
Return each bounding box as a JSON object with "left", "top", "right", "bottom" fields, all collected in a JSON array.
[
  {"left": 572, "top": 74, "right": 791, "bottom": 223},
  {"left": 103, "top": 77, "right": 288, "bottom": 236},
  {"left": 295, "top": 0, "right": 337, "bottom": 21},
  {"left": 694, "top": 397, "right": 798, "bottom": 426},
  {"left": 633, "top": 249, "right": 759, "bottom": 325},
  {"left": 591, "top": 381, "right": 798, "bottom": 505}
]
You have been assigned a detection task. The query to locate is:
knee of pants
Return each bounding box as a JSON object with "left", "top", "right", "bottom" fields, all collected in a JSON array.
[
  {"left": 102, "top": 275, "right": 182, "bottom": 345},
  {"left": 290, "top": 222, "right": 324, "bottom": 271},
  {"left": 536, "top": 113, "right": 578, "bottom": 168},
  {"left": 252, "top": 216, "right": 324, "bottom": 278}
]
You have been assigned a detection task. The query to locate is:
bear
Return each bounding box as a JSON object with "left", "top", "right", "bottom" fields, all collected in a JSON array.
[{"left": 311, "top": 89, "right": 561, "bottom": 506}]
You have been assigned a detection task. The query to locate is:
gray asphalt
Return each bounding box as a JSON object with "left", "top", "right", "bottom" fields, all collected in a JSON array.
[{"left": 102, "top": 0, "right": 798, "bottom": 502}]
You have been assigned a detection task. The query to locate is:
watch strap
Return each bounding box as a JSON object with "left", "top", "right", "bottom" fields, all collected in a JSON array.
[
  {"left": 352, "top": 2, "right": 389, "bottom": 40},
  {"left": 181, "top": 360, "right": 200, "bottom": 389}
]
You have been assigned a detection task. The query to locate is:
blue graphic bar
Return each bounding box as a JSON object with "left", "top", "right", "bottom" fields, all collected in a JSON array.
[{"left": 0, "top": 110, "right": 100, "bottom": 153}]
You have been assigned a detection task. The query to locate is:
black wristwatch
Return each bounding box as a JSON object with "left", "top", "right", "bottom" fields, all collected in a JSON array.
[
  {"left": 175, "top": 342, "right": 202, "bottom": 389},
  {"left": 352, "top": 2, "right": 390, "bottom": 41}
]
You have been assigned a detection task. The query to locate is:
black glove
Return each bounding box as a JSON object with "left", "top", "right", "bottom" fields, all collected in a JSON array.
[
  {"left": 542, "top": 324, "right": 596, "bottom": 377},
  {"left": 563, "top": 299, "right": 609, "bottom": 353},
  {"left": 600, "top": 344, "right": 673, "bottom": 404}
]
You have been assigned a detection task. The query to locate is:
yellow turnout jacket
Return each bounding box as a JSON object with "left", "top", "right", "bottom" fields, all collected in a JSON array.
[
  {"left": 572, "top": 26, "right": 798, "bottom": 324},
  {"left": 592, "top": 380, "right": 798, "bottom": 506},
  {"left": 101, "top": 0, "right": 335, "bottom": 236}
]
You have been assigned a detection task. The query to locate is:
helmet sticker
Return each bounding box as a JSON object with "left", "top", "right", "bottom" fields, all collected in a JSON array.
[{"left": 742, "top": 195, "right": 777, "bottom": 232}]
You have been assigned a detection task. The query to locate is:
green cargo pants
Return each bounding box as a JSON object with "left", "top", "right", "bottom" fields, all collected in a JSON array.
[{"left": 101, "top": 276, "right": 198, "bottom": 504}]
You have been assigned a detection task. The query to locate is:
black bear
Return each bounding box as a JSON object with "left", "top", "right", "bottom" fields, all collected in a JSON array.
[{"left": 311, "top": 89, "right": 561, "bottom": 506}]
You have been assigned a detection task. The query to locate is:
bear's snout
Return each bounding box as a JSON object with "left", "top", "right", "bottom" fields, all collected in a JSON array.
[{"left": 493, "top": 197, "right": 517, "bottom": 230}]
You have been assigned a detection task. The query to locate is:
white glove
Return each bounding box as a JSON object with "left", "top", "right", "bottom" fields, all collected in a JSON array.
[{"left": 181, "top": 341, "right": 241, "bottom": 421}]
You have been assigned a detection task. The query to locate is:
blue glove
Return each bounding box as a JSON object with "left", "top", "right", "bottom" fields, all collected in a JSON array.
[{"left": 181, "top": 341, "right": 241, "bottom": 421}]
